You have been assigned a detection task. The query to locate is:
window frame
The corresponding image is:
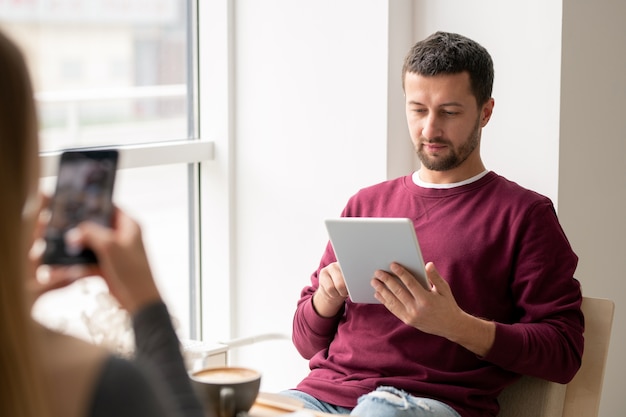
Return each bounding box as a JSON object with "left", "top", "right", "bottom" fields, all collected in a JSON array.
[
  {"left": 33, "top": 0, "right": 228, "bottom": 341},
  {"left": 39, "top": 140, "right": 214, "bottom": 177},
  {"left": 196, "top": 0, "right": 235, "bottom": 342}
]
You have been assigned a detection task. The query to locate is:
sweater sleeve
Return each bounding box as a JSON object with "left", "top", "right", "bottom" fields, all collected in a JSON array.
[
  {"left": 291, "top": 242, "right": 345, "bottom": 359},
  {"left": 482, "top": 201, "right": 584, "bottom": 384},
  {"left": 132, "top": 301, "right": 204, "bottom": 417}
]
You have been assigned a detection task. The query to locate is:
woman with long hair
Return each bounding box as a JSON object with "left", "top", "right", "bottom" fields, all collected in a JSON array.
[{"left": 0, "top": 29, "right": 204, "bottom": 417}]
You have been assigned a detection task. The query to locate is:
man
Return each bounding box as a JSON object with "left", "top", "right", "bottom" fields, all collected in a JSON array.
[{"left": 281, "top": 31, "right": 584, "bottom": 417}]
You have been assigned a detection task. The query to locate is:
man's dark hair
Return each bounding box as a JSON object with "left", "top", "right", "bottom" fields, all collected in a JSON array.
[{"left": 402, "top": 31, "right": 494, "bottom": 106}]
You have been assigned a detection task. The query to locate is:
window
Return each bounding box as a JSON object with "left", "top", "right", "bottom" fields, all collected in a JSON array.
[{"left": 2, "top": 0, "right": 215, "bottom": 344}]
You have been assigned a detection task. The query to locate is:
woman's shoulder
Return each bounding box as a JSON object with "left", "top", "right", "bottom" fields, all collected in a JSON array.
[
  {"left": 40, "top": 329, "right": 176, "bottom": 417},
  {"left": 37, "top": 326, "right": 110, "bottom": 417}
]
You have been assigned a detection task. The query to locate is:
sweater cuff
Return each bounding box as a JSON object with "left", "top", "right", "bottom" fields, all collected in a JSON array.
[
  {"left": 132, "top": 300, "right": 170, "bottom": 328},
  {"left": 301, "top": 297, "right": 343, "bottom": 335},
  {"left": 132, "top": 301, "right": 179, "bottom": 352},
  {"left": 482, "top": 321, "right": 524, "bottom": 368}
]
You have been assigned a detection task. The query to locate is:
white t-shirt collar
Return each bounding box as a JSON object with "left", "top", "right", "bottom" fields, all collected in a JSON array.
[{"left": 412, "top": 169, "right": 489, "bottom": 189}]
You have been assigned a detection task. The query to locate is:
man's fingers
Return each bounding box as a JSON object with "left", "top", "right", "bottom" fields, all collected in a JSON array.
[
  {"left": 424, "top": 262, "right": 451, "bottom": 295},
  {"left": 372, "top": 269, "right": 406, "bottom": 301},
  {"left": 28, "top": 264, "right": 98, "bottom": 297},
  {"left": 388, "top": 262, "right": 431, "bottom": 296},
  {"left": 320, "top": 263, "right": 349, "bottom": 298}
]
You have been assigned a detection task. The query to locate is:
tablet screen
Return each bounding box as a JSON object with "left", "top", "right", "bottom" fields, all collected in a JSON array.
[{"left": 325, "top": 217, "right": 428, "bottom": 304}]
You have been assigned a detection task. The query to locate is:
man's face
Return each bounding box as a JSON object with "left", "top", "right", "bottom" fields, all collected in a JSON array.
[{"left": 404, "top": 71, "right": 493, "bottom": 174}]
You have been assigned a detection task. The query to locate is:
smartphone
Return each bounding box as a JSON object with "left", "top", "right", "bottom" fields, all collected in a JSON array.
[{"left": 42, "top": 149, "right": 119, "bottom": 265}]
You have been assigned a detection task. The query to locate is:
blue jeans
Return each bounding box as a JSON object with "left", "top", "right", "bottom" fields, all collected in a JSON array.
[{"left": 280, "top": 387, "right": 461, "bottom": 417}]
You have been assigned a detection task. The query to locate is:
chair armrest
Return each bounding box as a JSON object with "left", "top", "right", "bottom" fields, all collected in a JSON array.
[{"left": 181, "top": 333, "right": 291, "bottom": 371}]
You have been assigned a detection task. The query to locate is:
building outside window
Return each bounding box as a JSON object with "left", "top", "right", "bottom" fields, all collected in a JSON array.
[{"left": 1, "top": 0, "right": 212, "bottom": 348}]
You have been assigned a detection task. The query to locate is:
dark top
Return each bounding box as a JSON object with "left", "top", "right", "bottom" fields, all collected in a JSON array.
[{"left": 88, "top": 301, "right": 204, "bottom": 417}]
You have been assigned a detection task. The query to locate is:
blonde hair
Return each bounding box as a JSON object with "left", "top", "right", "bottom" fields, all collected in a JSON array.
[{"left": 0, "top": 29, "right": 52, "bottom": 417}]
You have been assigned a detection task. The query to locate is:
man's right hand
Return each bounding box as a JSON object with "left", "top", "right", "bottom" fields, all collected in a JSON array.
[{"left": 312, "top": 262, "right": 349, "bottom": 318}]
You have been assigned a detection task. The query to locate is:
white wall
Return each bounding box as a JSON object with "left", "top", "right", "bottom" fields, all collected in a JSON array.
[
  {"left": 559, "top": 2, "right": 626, "bottom": 416},
  {"left": 412, "top": 1, "right": 563, "bottom": 204},
  {"left": 203, "top": 1, "right": 623, "bottom": 415},
  {"left": 228, "top": 0, "right": 398, "bottom": 390}
]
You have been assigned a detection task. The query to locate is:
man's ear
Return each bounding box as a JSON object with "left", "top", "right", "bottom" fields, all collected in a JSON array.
[{"left": 480, "top": 98, "right": 495, "bottom": 127}]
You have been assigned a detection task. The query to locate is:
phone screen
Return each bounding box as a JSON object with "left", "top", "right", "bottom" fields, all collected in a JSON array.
[{"left": 42, "top": 149, "right": 119, "bottom": 265}]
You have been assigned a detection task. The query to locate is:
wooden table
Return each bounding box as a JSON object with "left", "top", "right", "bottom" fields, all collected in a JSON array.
[{"left": 250, "top": 392, "right": 342, "bottom": 417}]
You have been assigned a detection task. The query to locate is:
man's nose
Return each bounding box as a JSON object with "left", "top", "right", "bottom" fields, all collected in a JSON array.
[{"left": 421, "top": 114, "right": 443, "bottom": 140}]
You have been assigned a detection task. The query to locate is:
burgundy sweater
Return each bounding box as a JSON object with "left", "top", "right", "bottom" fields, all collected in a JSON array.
[{"left": 291, "top": 172, "right": 584, "bottom": 417}]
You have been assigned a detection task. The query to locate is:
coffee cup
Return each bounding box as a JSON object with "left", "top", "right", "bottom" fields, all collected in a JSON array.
[{"left": 190, "top": 366, "right": 261, "bottom": 417}]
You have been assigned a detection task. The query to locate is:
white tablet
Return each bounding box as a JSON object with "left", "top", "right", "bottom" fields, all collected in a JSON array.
[{"left": 324, "top": 217, "right": 429, "bottom": 304}]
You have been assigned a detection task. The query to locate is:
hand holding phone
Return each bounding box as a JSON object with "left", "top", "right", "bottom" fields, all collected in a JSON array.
[{"left": 42, "top": 149, "right": 119, "bottom": 265}]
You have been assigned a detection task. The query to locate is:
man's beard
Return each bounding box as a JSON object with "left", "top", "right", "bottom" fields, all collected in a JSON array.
[{"left": 416, "top": 116, "right": 481, "bottom": 171}]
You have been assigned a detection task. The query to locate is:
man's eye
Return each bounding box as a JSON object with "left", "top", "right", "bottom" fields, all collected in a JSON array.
[{"left": 443, "top": 110, "right": 459, "bottom": 116}]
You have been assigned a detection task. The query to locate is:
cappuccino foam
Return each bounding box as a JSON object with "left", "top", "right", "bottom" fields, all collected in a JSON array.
[{"left": 192, "top": 367, "right": 259, "bottom": 384}]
